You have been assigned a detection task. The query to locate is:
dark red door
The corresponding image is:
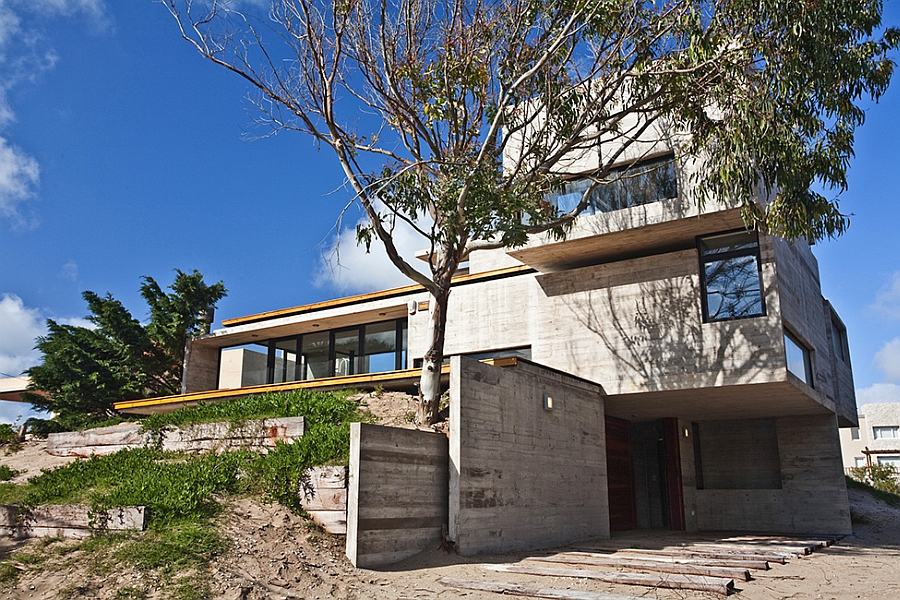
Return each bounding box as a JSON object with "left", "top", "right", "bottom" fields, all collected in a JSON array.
[{"left": 605, "top": 416, "right": 637, "bottom": 532}]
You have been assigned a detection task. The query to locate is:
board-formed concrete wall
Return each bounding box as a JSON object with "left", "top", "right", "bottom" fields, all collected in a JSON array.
[
  {"left": 692, "top": 413, "right": 851, "bottom": 534},
  {"left": 449, "top": 356, "right": 608, "bottom": 555},
  {"left": 345, "top": 423, "right": 449, "bottom": 569}
]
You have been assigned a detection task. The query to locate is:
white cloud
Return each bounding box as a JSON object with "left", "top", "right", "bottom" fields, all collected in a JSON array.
[
  {"left": 871, "top": 272, "right": 900, "bottom": 321},
  {"left": 0, "top": 293, "right": 45, "bottom": 376},
  {"left": 315, "top": 213, "right": 429, "bottom": 294},
  {"left": 0, "top": 0, "right": 108, "bottom": 226},
  {"left": 60, "top": 260, "right": 78, "bottom": 282},
  {"left": 874, "top": 337, "right": 900, "bottom": 382},
  {"left": 0, "top": 293, "right": 92, "bottom": 378},
  {"left": 0, "top": 135, "right": 39, "bottom": 225},
  {"left": 857, "top": 383, "right": 900, "bottom": 406}
]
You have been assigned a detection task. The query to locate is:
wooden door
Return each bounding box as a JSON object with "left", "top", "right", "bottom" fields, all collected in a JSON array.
[{"left": 605, "top": 416, "right": 637, "bottom": 532}]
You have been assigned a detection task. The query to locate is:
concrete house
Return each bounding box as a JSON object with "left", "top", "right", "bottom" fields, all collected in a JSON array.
[{"left": 115, "top": 145, "right": 858, "bottom": 559}]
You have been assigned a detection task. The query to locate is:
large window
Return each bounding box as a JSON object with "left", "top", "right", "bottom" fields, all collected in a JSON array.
[
  {"left": 784, "top": 329, "right": 814, "bottom": 388},
  {"left": 217, "top": 319, "right": 408, "bottom": 389},
  {"left": 873, "top": 426, "right": 900, "bottom": 440},
  {"left": 699, "top": 231, "right": 765, "bottom": 322},
  {"left": 543, "top": 155, "right": 677, "bottom": 216}
]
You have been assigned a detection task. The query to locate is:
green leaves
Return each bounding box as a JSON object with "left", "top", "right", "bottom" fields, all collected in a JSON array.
[{"left": 26, "top": 270, "right": 227, "bottom": 425}]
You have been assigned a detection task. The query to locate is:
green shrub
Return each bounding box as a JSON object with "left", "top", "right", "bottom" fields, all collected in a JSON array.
[
  {"left": 0, "top": 465, "right": 19, "bottom": 482},
  {"left": 847, "top": 464, "right": 900, "bottom": 497},
  {"left": 845, "top": 474, "right": 900, "bottom": 507}
]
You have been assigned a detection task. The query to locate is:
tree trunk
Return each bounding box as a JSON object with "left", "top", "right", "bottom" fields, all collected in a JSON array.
[{"left": 416, "top": 285, "right": 450, "bottom": 426}]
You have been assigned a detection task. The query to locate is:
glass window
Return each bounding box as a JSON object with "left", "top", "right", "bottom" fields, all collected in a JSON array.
[
  {"left": 699, "top": 231, "right": 765, "bottom": 322},
  {"left": 876, "top": 455, "right": 900, "bottom": 467},
  {"left": 851, "top": 427, "right": 860, "bottom": 440},
  {"left": 831, "top": 318, "right": 850, "bottom": 364},
  {"left": 362, "top": 321, "right": 398, "bottom": 374},
  {"left": 218, "top": 343, "right": 269, "bottom": 388},
  {"left": 301, "top": 331, "right": 331, "bottom": 380},
  {"left": 333, "top": 328, "right": 360, "bottom": 377},
  {"left": 784, "top": 330, "right": 814, "bottom": 387},
  {"left": 543, "top": 155, "right": 677, "bottom": 216},
  {"left": 219, "top": 318, "right": 407, "bottom": 388},
  {"left": 873, "top": 426, "right": 900, "bottom": 440},
  {"left": 855, "top": 457, "right": 866, "bottom": 467},
  {"left": 273, "top": 338, "right": 299, "bottom": 384}
]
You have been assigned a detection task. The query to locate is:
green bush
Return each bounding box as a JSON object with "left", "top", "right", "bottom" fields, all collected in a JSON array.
[
  {"left": 0, "top": 465, "right": 19, "bottom": 482},
  {"left": 847, "top": 464, "right": 900, "bottom": 497}
]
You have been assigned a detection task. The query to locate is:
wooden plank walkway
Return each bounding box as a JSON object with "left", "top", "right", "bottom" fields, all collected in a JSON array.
[{"left": 438, "top": 534, "right": 840, "bottom": 598}]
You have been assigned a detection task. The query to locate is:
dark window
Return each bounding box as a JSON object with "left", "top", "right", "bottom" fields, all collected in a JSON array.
[
  {"left": 699, "top": 231, "right": 765, "bottom": 322},
  {"left": 543, "top": 155, "right": 677, "bottom": 216},
  {"left": 218, "top": 318, "right": 407, "bottom": 388},
  {"left": 831, "top": 318, "right": 850, "bottom": 364},
  {"left": 784, "top": 329, "right": 814, "bottom": 388}
]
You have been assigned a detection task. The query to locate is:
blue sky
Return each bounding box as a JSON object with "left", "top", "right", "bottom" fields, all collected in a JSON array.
[{"left": 1, "top": 1, "right": 899, "bottom": 423}]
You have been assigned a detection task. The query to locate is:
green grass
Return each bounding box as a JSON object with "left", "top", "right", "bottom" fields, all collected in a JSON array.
[
  {"left": 0, "top": 390, "right": 371, "bottom": 599},
  {"left": 846, "top": 475, "right": 900, "bottom": 507},
  {"left": 0, "top": 464, "right": 19, "bottom": 481}
]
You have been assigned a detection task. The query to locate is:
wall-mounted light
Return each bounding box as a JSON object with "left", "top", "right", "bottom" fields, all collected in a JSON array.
[
  {"left": 407, "top": 299, "right": 418, "bottom": 315},
  {"left": 684, "top": 427, "right": 690, "bottom": 438},
  {"left": 543, "top": 393, "right": 554, "bottom": 411}
]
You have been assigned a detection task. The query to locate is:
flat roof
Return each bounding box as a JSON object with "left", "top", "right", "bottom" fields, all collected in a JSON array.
[
  {"left": 221, "top": 265, "right": 534, "bottom": 327},
  {"left": 0, "top": 376, "right": 32, "bottom": 403}
]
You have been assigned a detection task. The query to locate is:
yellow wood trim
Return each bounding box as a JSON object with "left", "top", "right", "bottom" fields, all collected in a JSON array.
[
  {"left": 221, "top": 265, "right": 534, "bottom": 327},
  {"left": 114, "top": 357, "right": 519, "bottom": 412},
  {"left": 113, "top": 365, "right": 448, "bottom": 411}
]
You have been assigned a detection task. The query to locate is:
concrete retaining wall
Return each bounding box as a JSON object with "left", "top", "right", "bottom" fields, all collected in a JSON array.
[
  {"left": 47, "top": 417, "right": 305, "bottom": 457},
  {"left": 0, "top": 505, "right": 145, "bottom": 539},
  {"left": 449, "top": 356, "right": 608, "bottom": 555},
  {"left": 345, "top": 423, "right": 449, "bottom": 568}
]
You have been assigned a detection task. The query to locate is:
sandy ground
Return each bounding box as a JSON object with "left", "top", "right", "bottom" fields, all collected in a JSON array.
[
  {"left": 2, "top": 480, "right": 898, "bottom": 599},
  {"left": 2, "top": 401, "right": 899, "bottom": 599}
]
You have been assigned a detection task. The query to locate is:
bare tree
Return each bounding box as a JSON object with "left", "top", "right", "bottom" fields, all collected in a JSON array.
[{"left": 164, "top": 0, "right": 896, "bottom": 425}]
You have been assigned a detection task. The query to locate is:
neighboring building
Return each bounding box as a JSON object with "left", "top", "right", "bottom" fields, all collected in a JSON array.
[
  {"left": 0, "top": 376, "right": 31, "bottom": 403},
  {"left": 840, "top": 403, "right": 900, "bottom": 470},
  {"left": 115, "top": 147, "right": 857, "bottom": 540}
]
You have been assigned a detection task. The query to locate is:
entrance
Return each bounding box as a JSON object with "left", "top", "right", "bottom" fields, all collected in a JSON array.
[{"left": 606, "top": 416, "right": 684, "bottom": 531}]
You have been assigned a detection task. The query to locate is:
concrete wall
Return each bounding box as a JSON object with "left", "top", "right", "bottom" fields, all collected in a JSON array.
[
  {"left": 182, "top": 339, "right": 218, "bottom": 394},
  {"left": 690, "top": 414, "right": 851, "bottom": 534},
  {"left": 534, "top": 245, "right": 785, "bottom": 395},
  {"left": 449, "top": 357, "right": 607, "bottom": 555},
  {"left": 345, "top": 423, "right": 448, "bottom": 569},
  {"left": 773, "top": 238, "right": 856, "bottom": 423}
]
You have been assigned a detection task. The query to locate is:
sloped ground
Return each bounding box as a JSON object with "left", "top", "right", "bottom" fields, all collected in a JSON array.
[{"left": 2, "top": 485, "right": 898, "bottom": 600}]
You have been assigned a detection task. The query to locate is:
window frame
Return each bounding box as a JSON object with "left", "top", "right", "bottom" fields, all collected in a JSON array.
[
  {"left": 784, "top": 327, "right": 814, "bottom": 388},
  {"left": 541, "top": 153, "right": 678, "bottom": 218},
  {"left": 697, "top": 230, "right": 767, "bottom": 323},
  {"left": 873, "top": 426, "right": 900, "bottom": 440},
  {"left": 216, "top": 317, "right": 408, "bottom": 388}
]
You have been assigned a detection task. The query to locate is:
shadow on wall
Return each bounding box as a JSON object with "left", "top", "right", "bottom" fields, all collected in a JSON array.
[{"left": 552, "top": 272, "right": 777, "bottom": 393}]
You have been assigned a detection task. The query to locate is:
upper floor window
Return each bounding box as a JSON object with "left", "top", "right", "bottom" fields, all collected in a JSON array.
[
  {"left": 831, "top": 317, "right": 850, "bottom": 364},
  {"left": 543, "top": 155, "right": 677, "bottom": 216},
  {"left": 784, "top": 329, "right": 814, "bottom": 388},
  {"left": 873, "top": 426, "right": 900, "bottom": 440},
  {"left": 698, "top": 231, "right": 765, "bottom": 322},
  {"left": 851, "top": 427, "right": 861, "bottom": 440}
]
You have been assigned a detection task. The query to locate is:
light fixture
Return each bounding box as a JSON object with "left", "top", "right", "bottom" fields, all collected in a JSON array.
[
  {"left": 407, "top": 299, "right": 418, "bottom": 315},
  {"left": 543, "top": 393, "right": 553, "bottom": 411}
]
